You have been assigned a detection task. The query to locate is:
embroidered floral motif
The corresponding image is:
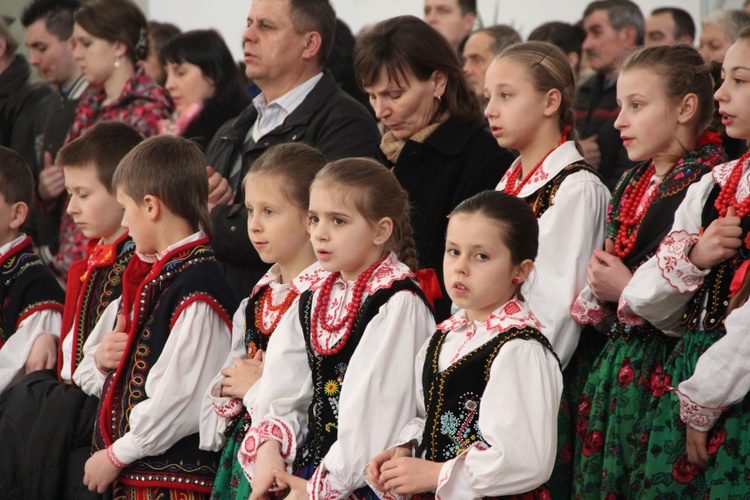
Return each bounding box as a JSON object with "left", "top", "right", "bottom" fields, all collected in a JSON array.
[
  {"left": 675, "top": 388, "right": 727, "bottom": 431},
  {"left": 238, "top": 417, "right": 295, "bottom": 480},
  {"left": 438, "top": 392, "right": 484, "bottom": 457},
  {"left": 571, "top": 287, "right": 607, "bottom": 325},
  {"left": 656, "top": 230, "right": 705, "bottom": 293},
  {"left": 713, "top": 158, "right": 750, "bottom": 205},
  {"left": 213, "top": 397, "right": 244, "bottom": 419},
  {"left": 438, "top": 297, "right": 543, "bottom": 333}
]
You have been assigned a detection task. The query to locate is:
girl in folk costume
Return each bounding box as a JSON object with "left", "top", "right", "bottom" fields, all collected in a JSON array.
[
  {"left": 485, "top": 41, "right": 610, "bottom": 369},
  {"left": 619, "top": 28, "right": 750, "bottom": 497},
  {"left": 366, "top": 190, "right": 563, "bottom": 499},
  {"left": 484, "top": 41, "right": 610, "bottom": 495},
  {"left": 200, "top": 143, "right": 328, "bottom": 499},
  {"left": 239, "top": 158, "right": 435, "bottom": 500},
  {"left": 570, "top": 45, "right": 726, "bottom": 498}
]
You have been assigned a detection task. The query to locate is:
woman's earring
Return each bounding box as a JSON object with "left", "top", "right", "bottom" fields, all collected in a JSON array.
[
  {"left": 114, "top": 56, "right": 121, "bottom": 69},
  {"left": 511, "top": 278, "right": 519, "bottom": 285}
]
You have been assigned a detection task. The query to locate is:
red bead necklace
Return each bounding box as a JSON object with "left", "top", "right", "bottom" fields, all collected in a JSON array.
[
  {"left": 310, "top": 256, "right": 386, "bottom": 356},
  {"left": 714, "top": 150, "right": 750, "bottom": 218},
  {"left": 503, "top": 127, "right": 572, "bottom": 197},
  {"left": 614, "top": 163, "right": 660, "bottom": 258},
  {"left": 255, "top": 286, "right": 299, "bottom": 335}
]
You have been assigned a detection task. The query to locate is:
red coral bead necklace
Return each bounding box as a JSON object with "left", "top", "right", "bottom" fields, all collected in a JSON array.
[
  {"left": 614, "top": 163, "right": 661, "bottom": 258},
  {"left": 311, "top": 255, "right": 386, "bottom": 356},
  {"left": 255, "top": 286, "right": 299, "bottom": 335}
]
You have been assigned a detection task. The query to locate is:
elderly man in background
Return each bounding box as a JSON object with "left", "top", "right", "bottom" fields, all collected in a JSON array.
[
  {"left": 462, "top": 24, "right": 521, "bottom": 100},
  {"left": 644, "top": 7, "right": 695, "bottom": 47}
]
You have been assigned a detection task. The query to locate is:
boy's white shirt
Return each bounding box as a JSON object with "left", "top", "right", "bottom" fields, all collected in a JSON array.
[
  {"left": 0, "top": 234, "right": 62, "bottom": 393},
  {"left": 73, "top": 231, "right": 231, "bottom": 464}
]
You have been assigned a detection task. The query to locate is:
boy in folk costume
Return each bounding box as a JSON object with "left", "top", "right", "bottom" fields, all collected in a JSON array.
[
  {"left": 0, "top": 147, "right": 64, "bottom": 394},
  {"left": 0, "top": 123, "right": 143, "bottom": 498},
  {"left": 76, "top": 135, "right": 237, "bottom": 499}
]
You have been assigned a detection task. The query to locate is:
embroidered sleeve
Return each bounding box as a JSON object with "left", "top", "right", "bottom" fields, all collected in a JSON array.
[
  {"left": 308, "top": 465, "right": 356, "bottom": 500},
  {"left": 571, "top": 286, "right": 608, "bottom": 325},
  {"left": 107, "top": 445, "right": 128, "bottom": 468},
  {"left": 238, "top": 417, "right": 297, "bottom": 480},
  {"left": 213, "top": 397, "right": 244, "bottom": 419},
  {"left": 617, "top": 295, "right": 645, "bottom": 326},
  {"left": 674, "top": 388, "right": 727, "bottom": 432},
  {"left": 655, "top": 230, "right": 708, "bottom": 293}
]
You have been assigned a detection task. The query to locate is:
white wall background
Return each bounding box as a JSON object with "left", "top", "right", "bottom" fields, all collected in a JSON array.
[{"left": 143, "top": 0, "right": 745, "bottom": 63}]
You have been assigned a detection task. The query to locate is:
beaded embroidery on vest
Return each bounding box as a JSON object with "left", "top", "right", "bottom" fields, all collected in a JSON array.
[
  {"left": 524, "top": 162, "right": 599, "bottom": 218},
  {"left": 418, "top": 327, "right": 556, "bottom": 462},
  {"left": 681, "top": 184, "right": 750, "bottom": 333}
]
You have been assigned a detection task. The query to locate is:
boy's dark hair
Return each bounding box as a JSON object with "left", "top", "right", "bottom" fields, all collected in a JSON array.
[
  {"left": 113, "top": 135, "right": 212, "bottom": 239},
  {"left": 0, "top": 146, "right": 34, "bottom": 206},
  {"left": 57, "top": 122, "right": 144, "bottom": 193},
  {"left": 20, "top": 0, "right": 80, "bottom": 40},
  {"left": 451, "top": 190, "right": 538, "bottom": 265}
]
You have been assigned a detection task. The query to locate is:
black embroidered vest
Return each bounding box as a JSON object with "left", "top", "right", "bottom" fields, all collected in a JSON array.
[
  {"left": 293, "top": 279, "right": 429, "bottom": 475},
  {"left": 606, "top": 153, "right": 716, "bottom": 342},
  {"left": 418, "top": 327, "right": 558, "bottom": 462},
  {"left": 94, "top": 241, "right": 238, "bottom": 493},
  {"left": 0, "top": 237, "right": 64, "bottom": 345},
  {"left": 524, "top": 162, "right": 599, "bottom": 218},
  {"left": 60, "top": 236, "right": 135, "bottom": 379},
  {"left": 681, "top": 184, "right": 750, "bottom": 332}
]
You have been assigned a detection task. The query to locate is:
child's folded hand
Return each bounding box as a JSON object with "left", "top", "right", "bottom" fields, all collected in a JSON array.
[
  {"left": 83, "top": 448, "right": 122, "bottom": 493},
  {"left": 95, "top": 314, "right": 129, "bottom": 371},
  {"left": 25, "top": 333, "right": 59, "bottom": 373},
  {"left": 690, "top": 206, "right": 743, "bottom": 270},
  {"left": 220, "top": 351, "right": 265, "bottom": 398}
]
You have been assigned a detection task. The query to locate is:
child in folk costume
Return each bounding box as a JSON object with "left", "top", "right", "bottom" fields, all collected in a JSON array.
[
  {"left": 0, "top": 122, "right": 143, "bottom": 498},
  {"left": 571, "top": 45, "right": 726, "bottom": 498},
  {"left": 0, "top": 147, "right": 64, "bottom": 393},
  {"left": 366, "top": 190, "right": 563, "bottom": 499},
  {"left": 239, "top": 158, "right": 435, "bottom": 499},
  {"left": 200, "top": 143, "right": 328, "bottom": 499},
  {"left": 484, "top": 41, "right": 610, "bottom": 495},
  {"left": 75, "top": 136, "right": 237, "bottom": 499},
  {"left": 620, "top": 27, "right": 750, "bottom": 497}
]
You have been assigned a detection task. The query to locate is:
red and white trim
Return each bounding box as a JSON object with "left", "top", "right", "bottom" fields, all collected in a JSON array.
[{"left": 655, "top": 230, "right": 705, "bottom": 293}]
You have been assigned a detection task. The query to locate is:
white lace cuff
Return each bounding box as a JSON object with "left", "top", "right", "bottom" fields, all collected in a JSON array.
[{"left": 655, "top": 231, "right": 707, "bottom": 293}]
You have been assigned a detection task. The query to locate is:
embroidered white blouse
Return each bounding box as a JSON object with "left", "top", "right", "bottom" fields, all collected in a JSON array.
[
  {"left": 619, "top": 159, "right": 750, "bottom": 334},
  {"left": 199, "top": 261, "right": 327, "bottom": 451},
  {"left": 0, "top": 234, "right": 62, "bottom": 393},
  {"left": 675, "top": 300, "right": 750, "bottom": 431},
  {"left": 73, "top": 232, "right": 232, "bottom": 465},
  {"left": 237, "top": 252, "right": 436, "bottom": 500},
  {"left": 372, "top": 298, "right": 562, "bottom": 500},
  {"left": 496, "top": 141, "right": 611, "bottom": 367}
]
